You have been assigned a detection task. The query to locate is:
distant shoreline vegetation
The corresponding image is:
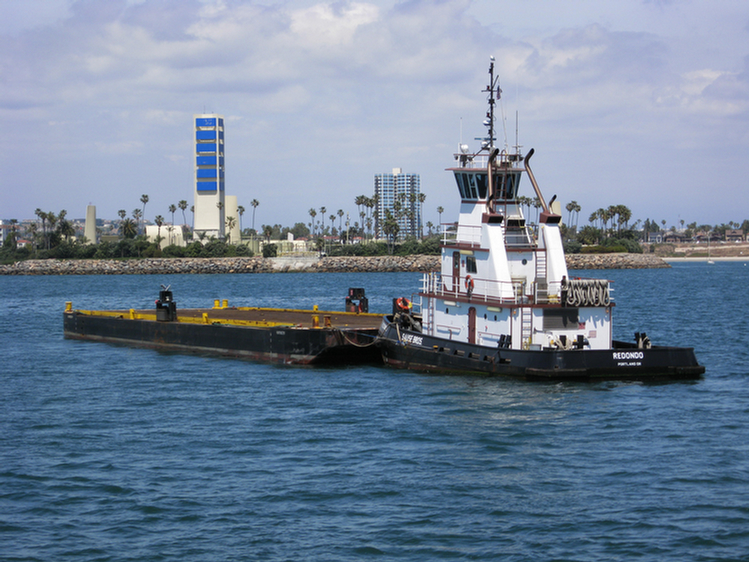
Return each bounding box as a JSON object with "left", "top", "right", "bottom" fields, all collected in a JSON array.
[
  {"left": 0, "top": 235, "right": 442, "bottom": 266},
  {"left": 3, "top": 201, "right": 747, "bottom": 266}
]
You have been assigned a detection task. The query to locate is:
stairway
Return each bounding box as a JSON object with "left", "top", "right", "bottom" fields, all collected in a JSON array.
[
  {"left": 521, "top": 307, "right": 533, "bottom": 349},
  {"left": 535, "top": 249, "right": 548, "bottom": 303}
]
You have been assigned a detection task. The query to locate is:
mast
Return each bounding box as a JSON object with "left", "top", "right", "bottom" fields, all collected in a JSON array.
[{"left": 482, "top": 56, "right": 501, "bottom": 151}]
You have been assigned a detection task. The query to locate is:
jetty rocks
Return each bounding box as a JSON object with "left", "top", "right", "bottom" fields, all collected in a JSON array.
[
  {"left": 565, "top": 253, "right": 669, "bottom": 270},
  {"left": 1, "top": 253, "right": 668, "bottom": 275}
]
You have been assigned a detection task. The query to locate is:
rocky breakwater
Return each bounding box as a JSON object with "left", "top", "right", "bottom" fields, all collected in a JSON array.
[
  {"left": 312, "top": 255, "right": 439, "bottom": 273},
  {"left": 566, "top": 253, "right": 669, "bottom": 269},
  {"left": 0, "top": 257, "right": 276, "bottom": 275},
  {"left": 0, "top": 253, "right": 668, "bottom": 275}
]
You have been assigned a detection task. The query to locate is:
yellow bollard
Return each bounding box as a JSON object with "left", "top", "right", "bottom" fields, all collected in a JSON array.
[
  {"left": 65, "top": 301, "right": 72, "bottom": 312},
  {"left": 312, "top": 315, "right": 319, "bottom": 328},
  {"left": 213, "top": 299, "right": 220, "bottom": 309},
  {"left": 222, "top": 299, "right": 228, "bottom": 309},
  {"left": 129, "top": 309, "right": 135, "bottom": 319},
  {"left": 313, "top": 304, "right": 319, "bottom": 311}
]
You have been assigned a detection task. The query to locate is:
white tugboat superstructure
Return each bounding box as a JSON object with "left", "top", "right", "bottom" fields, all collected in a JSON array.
[{"left": 377, "top": 58, "right": 704, "bottom": 380}]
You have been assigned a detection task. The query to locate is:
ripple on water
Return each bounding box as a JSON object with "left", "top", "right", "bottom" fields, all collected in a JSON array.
[{"left": 1, "top": 268, "right": 749, "bottom": 561}]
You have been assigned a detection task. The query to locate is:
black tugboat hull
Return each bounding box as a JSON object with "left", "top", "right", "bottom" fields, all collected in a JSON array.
[
  {"left": 63, "top": 311, "right": 380, "bottom": 366},
  {"left": 377, "top": 317, "right": 704, "bottom": 381}
]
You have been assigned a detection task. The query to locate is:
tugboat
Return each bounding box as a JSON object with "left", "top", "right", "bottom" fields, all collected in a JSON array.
[{"left": 377, "top": 58, "right": 705, "bottom": 381}]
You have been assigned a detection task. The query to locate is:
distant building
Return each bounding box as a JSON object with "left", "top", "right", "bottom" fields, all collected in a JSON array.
[
  {"left": 146, "top": 224, "right": 185, "bottom": 249},
  {"left": 374, "top": 168, "right": 422, "bottom": 240},
  {"left": 193, "top": 114, "right": 225, "bottom": 239},
  {"left": 84, "top": 205, "right": 97, "bottom": 244},
  {"left": 726, "top": 229, "right": 744, "bottom": 242},
  {"left": 224, "top": 195, "right": 241, "bottom": 244},
  {"left": 663, "top": 231, "right": 688, "bottom": 244}
]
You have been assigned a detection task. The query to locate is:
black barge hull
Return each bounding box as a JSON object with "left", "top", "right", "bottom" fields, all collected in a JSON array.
[
  {"left": 377, "top": 317, "right": 704, "bottom": 381},
  {"left": 63, "top": 310, "right": 381, "bottom": 366}
]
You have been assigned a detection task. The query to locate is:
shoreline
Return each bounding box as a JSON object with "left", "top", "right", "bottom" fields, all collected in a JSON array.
[
  {"left": 0, "top": 253, "right": 673, "bottom": 275},
  {"left": 663, "top": 256, "right": 748, "bottom": 262}
]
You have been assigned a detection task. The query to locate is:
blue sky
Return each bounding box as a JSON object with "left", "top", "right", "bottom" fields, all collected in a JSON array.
[{"left": 1, "top": 0, "right": 747, "bottom": 230}]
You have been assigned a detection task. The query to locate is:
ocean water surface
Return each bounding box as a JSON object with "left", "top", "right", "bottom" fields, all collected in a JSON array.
[{"left": 1, "top": 263, "right": 748, "bottom": 561}]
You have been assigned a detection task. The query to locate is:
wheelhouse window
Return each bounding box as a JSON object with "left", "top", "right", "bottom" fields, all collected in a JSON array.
[
  {"left": 475, "top": 174, "right": 487, "bottom": 199},
  {"left": 466, "top": 174, "right": 478, "bottom": 198},
  {"left": 505, "top": 172, "right": 520, "bottom": 199},
  {"left": 466, "top": 256, "right": 477, "bottom": 274},
  {"left": 455, "top": 173, "right": 468, "bottom": 198},
  {"left": 455, "top": 171, "right": 507, "bottom": 200}
]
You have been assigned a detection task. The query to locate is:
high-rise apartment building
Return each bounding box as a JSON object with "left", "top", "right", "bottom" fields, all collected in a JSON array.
[
  {"left": 193, "top": 114, "right": 225, "bottom": 239},
  {"left": 374, "top": 168, "right": 422, "bottom": 240}
]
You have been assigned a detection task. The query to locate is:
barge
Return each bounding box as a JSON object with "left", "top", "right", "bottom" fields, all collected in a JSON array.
[
  {"left": 377, "top": 58, "right": 705, "bottom": 381},
  {"left": 63, "top": 286, "right": 381, "bottom": 365}
]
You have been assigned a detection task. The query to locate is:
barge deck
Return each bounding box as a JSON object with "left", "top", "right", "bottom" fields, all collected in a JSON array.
[{"left": 63, "top": 287, "right": 382, "bottom": 365}]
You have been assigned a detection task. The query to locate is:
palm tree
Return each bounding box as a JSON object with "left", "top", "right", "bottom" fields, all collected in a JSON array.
[
  {"left": 34, "top": 208, "right": 47, "bottom": 249},
  {"left": 178, "top": 200, "right": 188, "bottom": 226},
  {"left": 7, "top": 218, "right": 18, "bottom": 249},
  {"left": 308, "top": 208, "right": 317, "bottom": 236},
  {"left": 58, "top": 210, "right": 75, "bottom": 242},
  {"left": 329, "top": 214, "right": 336, "bottom": 236},
  {"left": 238, "top": 205, "right": 245, "bottom": 233},
  {"left": 337, "top": 209, "right": 344, "bottom": 237},
  {"left": 437, "top": 206, "right": 444, "bottom": 226},
  {"left": 27, "top": 222, "right": 38, "bottom": 252},
  {"left": 120, "top": 218, "right": 137, "bottom": 239},
  {"left": 225, "top": 216, "right": 237, "bottom": 243},
  {"left": 572, "top": 201, "right": 581, "bottom": 231},
  {"left": 133, "top": 208, "right": 142, "bottom": 230},
  {"left": 118, "top": 209, "right": 126, "bottom": 220},
  {"left": 319, "top": 206, "right": 327, "bottom": 236},
  {"left": 566, "top": 201, "right": 577, "bottom": 227},
  {"left": 46, "top": 212, "right": 58, "bottom": 249},
  {"left": 154, "top": 214, "right": 164, "bottom": 239},
  {"left": 532, "top": 198, "right": 542, "bottom": 224},
  {"left": 383, "top": 210, "right": 399, "bottom": 254},
  {"left": 168, "top": 204, "right": 177, "bottom": 244},
  {"left": 250, "top": 199, "right": 259, "bottom": 233},
  {"left": 140, "top": 194, "right": 149, "bottom": 235}
]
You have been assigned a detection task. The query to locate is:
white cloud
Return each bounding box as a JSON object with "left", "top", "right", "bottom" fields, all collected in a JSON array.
[
  {"left": 0, "top": 0, "right": 748, "bottom": 228},
  {"left": 289, "top": 2, "right": 379, "bottom": 47}
]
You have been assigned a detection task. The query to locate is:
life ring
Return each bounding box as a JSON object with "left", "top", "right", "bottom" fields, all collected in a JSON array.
[
  {"left": 465, "top": 275, "right": 475, "bottom": 292},
  {"left": 396, "top": 297, "right": 412, "bottom": 312}
]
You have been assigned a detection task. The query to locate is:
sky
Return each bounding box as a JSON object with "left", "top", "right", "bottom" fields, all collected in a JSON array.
[{"left": 1, "top": 0, "right": 748, "bottom": 230}]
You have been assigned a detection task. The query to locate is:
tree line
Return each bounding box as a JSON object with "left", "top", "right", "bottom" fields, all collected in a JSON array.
[{"left": 4, "top": 193, "right": 748, "bottom": 264}]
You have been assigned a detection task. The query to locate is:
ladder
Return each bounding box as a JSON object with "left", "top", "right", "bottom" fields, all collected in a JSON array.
[
  {"left": 521, "top": 307, "right": 533, "bottom": 349},
  {"left": 535, "top": 229, "right": 548, "bottom": 304},
  {"left": 535, "top": 250, "right": 548, "bottom": 303}
]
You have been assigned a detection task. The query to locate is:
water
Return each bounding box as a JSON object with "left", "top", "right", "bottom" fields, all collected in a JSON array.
[{"left": 2, "top": 263, "right": 749, "bottom": 561}]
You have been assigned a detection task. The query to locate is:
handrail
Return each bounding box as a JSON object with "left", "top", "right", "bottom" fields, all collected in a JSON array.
[{"left": 420, "top": 272, "right": 613, "bottom": 306}]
